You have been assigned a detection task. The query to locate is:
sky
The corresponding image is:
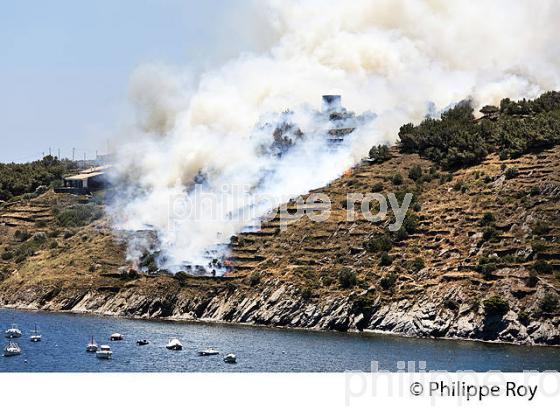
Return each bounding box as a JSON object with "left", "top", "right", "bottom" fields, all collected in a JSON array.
[{"left": 0, "top": 0, "right": 261, "bottom": 163}]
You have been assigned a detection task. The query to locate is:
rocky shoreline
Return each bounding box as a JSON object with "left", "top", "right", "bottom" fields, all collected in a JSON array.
[{"left": 1, "top": 276, "right": 558, "bottom": 346}]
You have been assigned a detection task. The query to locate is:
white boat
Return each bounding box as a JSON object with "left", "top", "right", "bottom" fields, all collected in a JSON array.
[
  {"left": 109, "top": 333, "right": 123, "bottom": 341},
  {"left": 86, "top": 336, "right": 98, "bottom": 352},
  {"left": 136, "top": 339, "right": 149, "bottom": 346},
  {"left": 30, "top": 325, "right": 42, "bottom": 342},
  {"left": 198, "top": 348, "right": 219, "bottom": 356},
  {"left": 223, "top": 353, "right": 237, "bottom": 363},
  {"left": 3, "top": 342, "right": 21, "bottom": 357},
  {"left": 165, "top": 338, "right": 183, "bottom": 351},
  {"left": 96, "top": 345, "right": 112, "bottom": 359},
  {"left": 5, "top": 324, "right": 22, "bottom": 339}
]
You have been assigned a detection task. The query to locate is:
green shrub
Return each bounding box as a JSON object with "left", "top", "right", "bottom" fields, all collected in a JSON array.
[
  {"left": 368, "top": 145, "right": 392, "bottom": 163},
  {"left": 35, "top": 220, "right": 47, "bottom": 228},
  {"left": 518, "top": 311, "right": 531, "bottom": 325},
  {"left": 402, "top": 213, "right": 418, "bottom": 234},
  {"left": 350, "top": 293, "right": 375, "bottom": 314},
  {"left": 391, "top": 173, "right": 403, "bottom": 185},
  {"left": 476, "top": 255, "right": 498, "bottom": 277},
  {"left": 483, "top": 295, "right": 510, "bottom": 315},
  {"left": 443, "top": 299, "right": 459, "bottom": 311},
  {"left": 532, "top": 240, "right": 547, "bottom": 254},
  {"left": 47, "top": 229, "right": 60, "bottom": 238},
  {"left": 379, "top": 273, "right": 397, "bottom": 290},
  {"left": 248, "top": 272, "right": 261, "bottom": 286},
  {"left": 394, "top": 227, "right": 409, "bottom": 241},
  {"left": 14, "top": 230, "right": 31, "bottom": 242},
  {"left": 453, "top": 180, "right": 467, "bottom": 192},
  {"left": 529, "top": 186, "right": 541, "bottom": 196},
  {"left": 526, "top": 272, "right": 539, "bottom": 287},
  {"left": 379, "top": 252, "right": 393, "bottom": 266},
  {"left": 480, "top": 212, "right": 495, "bottom": 226},
  {"left": 338, "top": 268, "right": 357, "bottom": 289},
  {"left": 371, "top": 182, "right": 384, "bottom": 193},
  {"left": 412, "top": 257, "right": 425, "bottom": 272},
  {"left": 300, "top": 287, "right": 314, "bottom": 300},
  {"left": 364, "top": 235, "right": 393, "bottom": 253},
  {"left": 1, "top": 251, "right": 13, "bottom": 261},
  {"left": 533, "top": 260, "right": 553, "bottom": 274},
  {"left": 539, "top": 293, "right": 558, "bottom": 313},
  {"left": 439, "top": 173, "right": 453, "bottom": 184},
  {"left": 55, "top": 204, "right": 102, "bottom": 227},
  {"left": 532, "top": 221, "right": 550, "bottom": 236},
  {"left": 408, "top": 165, "right": 423, "bottom": 181},
  {"left": 175, "top": 271, "right": 190, "bottom": 284},
  {"left": 482, "top": 226, "right": 499, "bottom": 242},
  {"left": 504, "top": 167, "right": 519, "bottom": 179}
]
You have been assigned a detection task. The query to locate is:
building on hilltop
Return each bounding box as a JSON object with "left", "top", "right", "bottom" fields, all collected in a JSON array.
[{"left": 55, "top": 165, "right": 111, "bottom": 195}]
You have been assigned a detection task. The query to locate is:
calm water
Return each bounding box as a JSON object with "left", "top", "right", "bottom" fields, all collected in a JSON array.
[{"left": 1, "top": 308, "right": 559, "bottom": 372}]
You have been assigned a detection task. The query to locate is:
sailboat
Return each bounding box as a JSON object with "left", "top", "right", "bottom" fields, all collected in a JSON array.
[
  {"left": 166, "top": 338, "right": 183, "bottom": 351},
  {"left": 86, "top": 336, "right": 98, "bottom": 352},
  {"left": 30, "top": 325, "right": 42, "bottom": 342},
  {"left": 4, "top": 323, "right": 22, "bottom": 339},
  {"left": 3, "top": 341, "right": 21, "bottom": 357}
]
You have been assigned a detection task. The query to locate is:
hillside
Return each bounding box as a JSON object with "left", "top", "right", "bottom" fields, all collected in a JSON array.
[{"left": 0, "top": 143, "right": 558, "bottom": 344}]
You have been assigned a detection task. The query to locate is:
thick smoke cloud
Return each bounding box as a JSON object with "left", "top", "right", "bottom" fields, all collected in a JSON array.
[{"left": 109, "top": 0, "right": 560, "bottom": 272}]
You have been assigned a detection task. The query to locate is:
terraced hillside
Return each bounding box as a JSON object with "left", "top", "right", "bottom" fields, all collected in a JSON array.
[
  {"left": 0, "top": 145, "right": 557, "bottom": 345},
  {"left": 229, "top": 147, "right": 560, "bottom": 283},
  {"left": 0, "top": 191, "right": 125, "bottom": 291}
]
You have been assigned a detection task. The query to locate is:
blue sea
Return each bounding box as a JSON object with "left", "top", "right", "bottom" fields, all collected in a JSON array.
[{"left": 1, "top": 308, "right": 559, "bottom": 372}]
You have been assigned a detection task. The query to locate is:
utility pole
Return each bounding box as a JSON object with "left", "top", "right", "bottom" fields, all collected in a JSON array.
[
  {"left": 57, "top": 148, "right": 60, "bottom": 159},
  {"left": 72, "top": 148, "right": 75, "bottom": 161}
]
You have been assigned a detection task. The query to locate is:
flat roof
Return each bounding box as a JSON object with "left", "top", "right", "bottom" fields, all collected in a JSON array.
[
  {"left": 63, "top": 165, "right": 111, "bottom": 181},
  {"left": 64, "top": 171, "right": 106, "bottom": 181}
]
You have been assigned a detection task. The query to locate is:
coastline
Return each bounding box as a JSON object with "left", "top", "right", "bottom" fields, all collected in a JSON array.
[{"left": 2, "top": 304, "right": 558, "bottom": 349}]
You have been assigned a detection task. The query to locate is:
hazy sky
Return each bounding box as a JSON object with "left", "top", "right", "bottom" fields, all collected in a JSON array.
[{"left": 0, "top": 0, "right": 260, "bottom": 163}]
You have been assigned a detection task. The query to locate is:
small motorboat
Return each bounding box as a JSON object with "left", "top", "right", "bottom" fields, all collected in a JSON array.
[
  {"left": 136, "top": 339, "right": 149, "bottom": 346},
  {"left": 5, "top": 324, "right": 22, "bottom": 339},
  {"left": 198, "top": 348, "right": 219, "bottom": 356},
  {"left": 109, "top": 333, "right": 123, "bottom": 341},
  {"left": 3, "top": 342, "right": 22, "bottom": 357},
  {"left": 165, "top": 338, "right": 183, "bottom": 351},
  {"left": 96, "top": 345, "right": 112, "bottom": 359},
  {"left": 30, "top": 325, "right": 42, "bottom": 342},
  {"left": 86, "top": 336, "right": 98, "bottom": 352},
  {"left": 223, "top": 353, "right": 237, "bottom": 364}
]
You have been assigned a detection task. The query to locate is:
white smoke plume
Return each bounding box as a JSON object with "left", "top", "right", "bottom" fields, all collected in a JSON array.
[{"left": 109, "top": 0, "right": 560, "bottom": 272}]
